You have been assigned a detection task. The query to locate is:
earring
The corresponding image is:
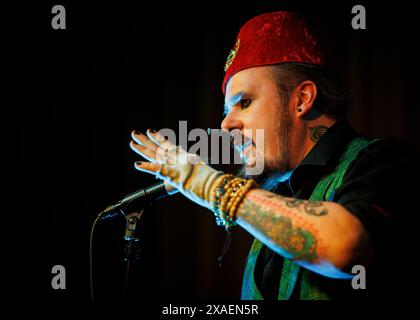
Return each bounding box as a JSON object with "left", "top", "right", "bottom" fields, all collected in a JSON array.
[{"left": 298, "top": 105, "right": 303, "bottom": 112}]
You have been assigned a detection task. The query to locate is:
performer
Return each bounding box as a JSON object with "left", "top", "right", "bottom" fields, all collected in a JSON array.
[{"left": 129, "top": 12, "right": 418, "bottom": 299}]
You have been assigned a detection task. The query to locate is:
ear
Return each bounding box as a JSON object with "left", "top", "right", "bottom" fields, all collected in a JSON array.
[{"left": 294, "top": 80, "right": 318, "bottom": 119}]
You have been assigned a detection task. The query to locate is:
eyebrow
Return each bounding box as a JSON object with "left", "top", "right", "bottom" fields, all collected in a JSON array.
[{"left": 224, "top": 91, "right": 244, "bottom": 115}]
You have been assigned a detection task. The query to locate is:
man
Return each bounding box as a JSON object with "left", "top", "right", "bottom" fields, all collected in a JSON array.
[{"left": 130, "top": 12, "right": 418, "bottom": 299}]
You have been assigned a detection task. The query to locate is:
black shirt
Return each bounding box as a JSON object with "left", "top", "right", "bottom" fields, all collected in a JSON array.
[{"left": 254, "top": 121, "right": 420, "bottom": 300}]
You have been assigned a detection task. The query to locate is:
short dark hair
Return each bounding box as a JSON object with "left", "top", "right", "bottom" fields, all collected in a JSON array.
[{"left": 269, "top": 62, "right": 350, "bottom": 120}]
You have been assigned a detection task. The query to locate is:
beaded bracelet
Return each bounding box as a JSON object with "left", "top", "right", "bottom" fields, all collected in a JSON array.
[
  {"left": 228, "top": 179, "right": 255, "bottom": 220},
  {"left": 211, "top": 174, "right": 235, "bottom": 228},
  {"left": 211, "top": 174, "right": 255, "bottom": 230}
]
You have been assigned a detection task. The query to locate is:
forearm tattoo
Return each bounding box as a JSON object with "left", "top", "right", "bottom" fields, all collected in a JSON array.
[
  {"left": 258, "top": 193, "right": 328, "bottom": 216},
  {"left": 239, "top": 192, "right": 324, "bottom": 261},
  {"left": 285, "top": 199, "right": 328, "bottom": 216}
]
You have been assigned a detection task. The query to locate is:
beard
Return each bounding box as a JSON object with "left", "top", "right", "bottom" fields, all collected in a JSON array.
[{"left": 237, "top": 105, "right": 292, "bottom": 192}]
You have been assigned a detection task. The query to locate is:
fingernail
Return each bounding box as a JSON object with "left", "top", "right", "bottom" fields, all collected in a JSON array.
[
  {"left": 135, "top": 161, "right": 143, "bottom": 165},
  {"left": 150, "top": 129, "right": 156, "bottom": 133},
  {"left": 134, "top": 130, "right": 142, "bottom": 135}
]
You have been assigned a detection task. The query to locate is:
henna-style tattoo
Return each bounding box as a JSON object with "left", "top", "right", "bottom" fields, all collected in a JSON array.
[
  {"left": 285, "top": 199, "right": 328, "bottom": 216},
  {"left": 309, "top": 126, "right": 328, "bottom": 142}
]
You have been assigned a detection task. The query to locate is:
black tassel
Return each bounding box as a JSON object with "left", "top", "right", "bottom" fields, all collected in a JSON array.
[{"left": 217, "top": 229, "right": 232, "bottom": 267}]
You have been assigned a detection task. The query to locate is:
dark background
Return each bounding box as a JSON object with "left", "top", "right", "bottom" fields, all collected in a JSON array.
[{"left": 14, "top": 0, "right": 420, "bottom": 300}]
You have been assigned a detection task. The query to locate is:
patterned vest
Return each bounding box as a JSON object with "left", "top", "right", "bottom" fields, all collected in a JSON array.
[{"left": 241, "top": 136, "right": 378, "bottom": 300}]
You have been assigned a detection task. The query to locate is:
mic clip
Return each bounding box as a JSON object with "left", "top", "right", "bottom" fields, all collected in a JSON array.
[{"left": 124, "top": 210, "right": 144, "bottom": 241}]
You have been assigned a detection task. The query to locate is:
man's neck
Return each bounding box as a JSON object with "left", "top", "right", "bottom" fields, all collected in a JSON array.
[{"left": 291, "top": 117, "right": 337, "bottom": 168}]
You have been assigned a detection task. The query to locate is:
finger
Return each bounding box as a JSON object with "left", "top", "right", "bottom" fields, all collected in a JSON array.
[
  {"left": 130, "top": 141, "right": 158, "bottom": 163},
  {"left": 146, "top": 129, "right": 192, "bottom": 161},
  {"left": 146, "top": 129, "right": 176, "bottom": 149},
  {"left": 131, "top": 130, "right": 159, "bottom": 151},
  {"left": 134, "top": 161, "right": 161, "bottom": 174},
  {"left": 131, "top": 130, "right": 144, "bottom": 145}
]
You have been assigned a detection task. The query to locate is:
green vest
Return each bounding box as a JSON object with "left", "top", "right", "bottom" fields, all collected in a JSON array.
[{"left": 241, "top": 136, "right": 378, "bottom": 300}]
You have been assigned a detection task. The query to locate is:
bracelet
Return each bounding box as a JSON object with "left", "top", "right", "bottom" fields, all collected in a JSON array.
[
  {"left": 211, "top": 174, "right": 235, "bottom": 227},
  {"left": 211, "top": 174, "right": 235, "bottom": 210},
  {"left": 211, "top": 174, "right": 255, "bottom": 230},
  {"left": 228, "top": 178, "right": 255, "bottom": 220}
]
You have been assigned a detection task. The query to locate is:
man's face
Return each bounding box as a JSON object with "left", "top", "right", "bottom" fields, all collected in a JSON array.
[{"left": 221, "top": 66, "right": 292, "bottom": 180}]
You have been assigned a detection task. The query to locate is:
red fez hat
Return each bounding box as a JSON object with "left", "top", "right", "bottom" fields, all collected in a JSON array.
[{"left": 222, "top": 12, "right": 324, "bottom": 94}]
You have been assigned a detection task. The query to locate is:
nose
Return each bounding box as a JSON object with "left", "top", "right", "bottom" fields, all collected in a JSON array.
[{"left": 221, "top": 109, "right": 243, "bottom": 131}]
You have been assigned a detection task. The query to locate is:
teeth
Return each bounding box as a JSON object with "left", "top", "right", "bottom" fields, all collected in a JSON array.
[
  {"left": 230, "top": 132, "right": 252, "bottom": 148},
  {"left": 234, "top": 141, "right": 253, "bottom": 163},
  {"left": 240, "top": 141, "right": 252, "bottom": 151}
]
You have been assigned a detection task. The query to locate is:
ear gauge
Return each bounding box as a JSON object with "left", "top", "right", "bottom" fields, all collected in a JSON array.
[{"left": 298, "top": 105, "right": 303, "bottom": 112}]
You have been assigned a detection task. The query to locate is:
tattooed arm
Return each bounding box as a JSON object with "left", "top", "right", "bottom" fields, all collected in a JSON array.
[{"left": 235, "top": 188, "right": 373, "bottom": 279}]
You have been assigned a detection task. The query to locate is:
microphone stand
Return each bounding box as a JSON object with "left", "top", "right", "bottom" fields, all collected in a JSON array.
[{"left": 122, "top": 210, "right": 144, "bottom": 299}]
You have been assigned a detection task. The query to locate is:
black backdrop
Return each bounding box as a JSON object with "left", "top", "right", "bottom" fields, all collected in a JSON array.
[{"left": 14, "top": 0, "right": 420, "bottom": 300}]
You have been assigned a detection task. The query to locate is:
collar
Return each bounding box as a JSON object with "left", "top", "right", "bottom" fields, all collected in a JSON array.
[{"left": 287, "top": 121, "right": 360, "bottom": 194}]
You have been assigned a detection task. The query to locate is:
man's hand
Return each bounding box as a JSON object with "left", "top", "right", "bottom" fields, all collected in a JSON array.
[{"left": 130, "top": 129, "right": 223, "bottom": 210}]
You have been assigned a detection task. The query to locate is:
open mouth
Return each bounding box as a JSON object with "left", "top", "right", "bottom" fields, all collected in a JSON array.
[
  {"left": 230, "top": 131, "right": 256, "bottom": 164},
  {"left": 234, "top": 140, "right": 252, "bottom": 152}
]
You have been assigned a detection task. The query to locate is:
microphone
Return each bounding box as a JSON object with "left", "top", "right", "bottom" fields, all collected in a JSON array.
[{"left": 98, "top": 181, "right": 177, "bottom": 220}]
